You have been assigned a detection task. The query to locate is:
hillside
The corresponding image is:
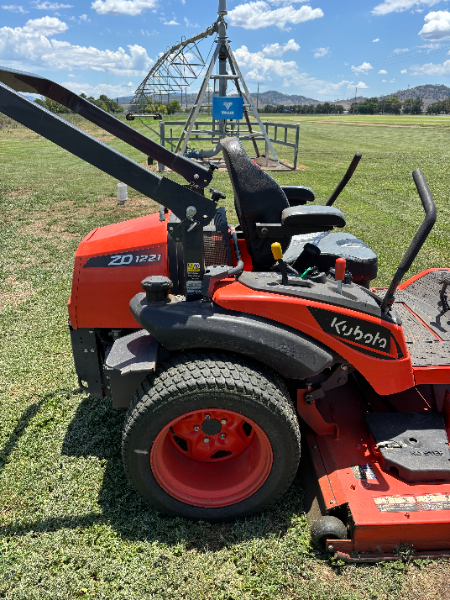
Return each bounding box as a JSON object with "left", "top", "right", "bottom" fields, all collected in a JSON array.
[{"left": 118, "top": 83, "right": 450, "bottom": 110}]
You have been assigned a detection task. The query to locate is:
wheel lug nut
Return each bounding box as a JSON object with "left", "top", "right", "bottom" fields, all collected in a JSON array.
[
  {"left": 203, "top": 437, "right": 209, "bottom": 443},
  {"left": 220, "top": 433, "right": 226, "bottom": 439},
  {"left": 194, "top": 426, "right": 199, "bottom": 431},
  {"left": 221, "top": 419, "right": 227, "bottom": 425},
  {"left": 204, "top": 414, "right": 210, "bottom": 420}
]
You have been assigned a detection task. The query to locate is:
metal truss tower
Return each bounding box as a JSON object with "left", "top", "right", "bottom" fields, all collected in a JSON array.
[{"left": 128, "top": 0, "right": 280, "bottom": 165}]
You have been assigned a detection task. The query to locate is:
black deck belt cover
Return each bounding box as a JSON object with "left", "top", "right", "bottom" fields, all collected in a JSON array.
[{"left": 129, "top": 294, "right": 336, "bottom": 380}]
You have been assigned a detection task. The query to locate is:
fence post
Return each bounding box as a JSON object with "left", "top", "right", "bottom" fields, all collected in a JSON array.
[
  {"left": 158, "top": 121, "right": 165, "bottom": 172},
  {"left": 265, "top": 121, "right": 269, "bottom": 167},
  {"left": 293, "top": 123, "right": 300, "bottom": 170}
]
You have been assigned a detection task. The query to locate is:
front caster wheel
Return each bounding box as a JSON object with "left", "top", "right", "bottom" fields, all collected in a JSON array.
[
  {"left": 310, "top": 516, "right": 348, "bottom": 551},
  {"left": 122, "top": 352, "right": 301, "bottom": 521}
]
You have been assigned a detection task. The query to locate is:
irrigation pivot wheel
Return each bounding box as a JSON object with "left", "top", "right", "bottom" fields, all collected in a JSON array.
[{"left": 122, "top": 352, "right": 301, "bottom": 521}]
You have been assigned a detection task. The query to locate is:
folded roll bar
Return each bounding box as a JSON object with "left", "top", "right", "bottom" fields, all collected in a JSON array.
[{"left": 0, "top": 67, "right": 213, "bottom": 188}]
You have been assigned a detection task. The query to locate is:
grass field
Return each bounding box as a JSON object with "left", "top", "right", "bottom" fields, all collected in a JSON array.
[{"left": 1, "top": 112, "right": 450, "bottom": 599}]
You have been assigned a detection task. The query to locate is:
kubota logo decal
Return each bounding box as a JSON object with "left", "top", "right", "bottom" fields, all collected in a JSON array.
[
  {"left": 308, "top": 306, "right": 402, "bottom": 360},
  {"left": 329, "top": 317, "right": 388, "bottom": 349}
]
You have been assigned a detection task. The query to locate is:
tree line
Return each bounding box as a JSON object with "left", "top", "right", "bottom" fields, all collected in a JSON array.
[
  {"left": 144, "top": 100, "right": 181, "bottom": 115},
  {"left": 427, "top": 98, "right": 450, "bottom": 114},
  {"left": 260, "top": 102, "right": 344, "bottom": 114},
  {"left": 259, "top": 96, "right": 425, "bottom": 115},
  {"left": 35, "top": 93, "right": 124, "bottom": 114}
]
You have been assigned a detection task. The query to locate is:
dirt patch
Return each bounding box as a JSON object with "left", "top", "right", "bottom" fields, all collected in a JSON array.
[
  {"left": 401, "top": 561, "right": 450, "bottom": 600},
  {"left": 6, "top": 188, "right": 31, "bottom": 199},
  {"left": 0, "top": 276, "right": 35, "bottom": 312}
]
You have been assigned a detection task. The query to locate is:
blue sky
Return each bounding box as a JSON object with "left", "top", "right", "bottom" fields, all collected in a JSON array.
[{"left": 2, "top": 0, "right": 450, "bottom": 100}]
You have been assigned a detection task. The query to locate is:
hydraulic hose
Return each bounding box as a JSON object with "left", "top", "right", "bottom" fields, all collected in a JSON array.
[{"left": 228, "top": 226, "right": 244, "bottom": 276}]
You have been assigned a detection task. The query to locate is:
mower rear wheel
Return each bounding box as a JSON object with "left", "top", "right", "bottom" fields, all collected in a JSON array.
[{"left": 122, "top": 351, "right": 301, "bottom": 521}]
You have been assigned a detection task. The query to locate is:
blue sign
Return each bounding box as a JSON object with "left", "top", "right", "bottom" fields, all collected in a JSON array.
[{"left": 212, "top": 96, "right": 244, "bottom": 120}]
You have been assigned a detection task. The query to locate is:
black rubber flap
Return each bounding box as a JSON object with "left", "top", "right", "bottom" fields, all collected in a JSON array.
[{"left": 365, "top": 412, "right": 450, "bottom": 482}]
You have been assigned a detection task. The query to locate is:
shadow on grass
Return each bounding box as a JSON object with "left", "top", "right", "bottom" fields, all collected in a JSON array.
[{"left": 0, "top": 395, "right": 307, "bottom": 551}]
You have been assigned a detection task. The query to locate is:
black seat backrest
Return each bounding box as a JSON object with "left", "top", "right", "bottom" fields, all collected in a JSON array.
[{"left": 220, "top": 137, "right": 291, "bottom": 270}]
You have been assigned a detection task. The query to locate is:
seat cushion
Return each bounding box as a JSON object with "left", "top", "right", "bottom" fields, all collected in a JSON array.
[
  {"left": 284, "top": 232, "right": 378, "bottom": 284},
  {"left": 281, "top": 205, "right": 346, "bottom": 228}
]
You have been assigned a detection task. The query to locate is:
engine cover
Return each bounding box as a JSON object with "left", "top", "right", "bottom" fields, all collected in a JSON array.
[{"left": 68, "top": 213, "right": 168, "bottom": 329}]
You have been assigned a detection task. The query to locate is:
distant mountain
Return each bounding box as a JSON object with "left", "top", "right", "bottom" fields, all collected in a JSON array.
[
  {"left": 334, "top": 84, "right": 450, "bottom": 110},
  {"left": 117, "top": 90, "right": 319, "bottom": 108},
  {"left": 380, "top": 84, "right": 450, "bottom": 108},
  {"left": 118, "top": 83, "right": 450, "bottom": 111}
]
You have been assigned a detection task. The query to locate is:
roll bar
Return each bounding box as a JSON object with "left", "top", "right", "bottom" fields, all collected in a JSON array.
[
  {"left": 380, "top": 169, "right": 437, "bottom": 313},
  {"left": 0, "top": 67, "right": 213, "bottom": 188},
  {"left": 0, "top": 80, "right": 217, "bottom": 224}
]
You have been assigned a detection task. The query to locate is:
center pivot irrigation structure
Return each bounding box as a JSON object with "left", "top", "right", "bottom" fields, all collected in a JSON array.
[{"left": 127, "top": 0, "right": 280, "bottom": 165}]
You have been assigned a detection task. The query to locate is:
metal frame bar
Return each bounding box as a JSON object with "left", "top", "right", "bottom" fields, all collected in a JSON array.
[
  {"left": 0, "top": 82, "right": 216, "bottom": 224},
  {"left": 0, "top": 67, "right": 213, "bottom": 187}
]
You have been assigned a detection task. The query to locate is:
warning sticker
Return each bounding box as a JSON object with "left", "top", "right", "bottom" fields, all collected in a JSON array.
[
  {"left": 187, "top": 263, "right": 201, "bottom": 272},
  {"left": 416, "top": 494, "right": 450, "bottom": 511},
  {"left": 373, "top": 496, "right": 420, "bottom": 513},
  {"left": 186, "top": 281, "right": 202, "bottom": 292},
  {"left": 351, "top": 464, "right": 378, "bottom": 480}
]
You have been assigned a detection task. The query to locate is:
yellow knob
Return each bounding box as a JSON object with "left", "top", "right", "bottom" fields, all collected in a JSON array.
[{"left": 271, "top": 242, "right": 283, "bottom": 261}]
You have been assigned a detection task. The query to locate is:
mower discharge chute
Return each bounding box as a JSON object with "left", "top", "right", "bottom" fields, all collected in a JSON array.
[{"left": 2, "top": 69, "right": 450, "bottom": 561}]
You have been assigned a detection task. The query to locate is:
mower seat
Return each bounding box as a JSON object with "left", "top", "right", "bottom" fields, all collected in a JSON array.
[{"left": 220, "top": 137, "right": 378, "bottom": 285}]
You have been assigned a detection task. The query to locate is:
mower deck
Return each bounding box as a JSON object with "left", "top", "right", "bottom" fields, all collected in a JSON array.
[{"left": 306, "top": 269, "right": 450, "bottom": 561}]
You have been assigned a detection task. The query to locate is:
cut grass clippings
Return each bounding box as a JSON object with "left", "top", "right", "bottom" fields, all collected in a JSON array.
[{"left": 1, "top": 114, "right": 450, "bottom": 599}]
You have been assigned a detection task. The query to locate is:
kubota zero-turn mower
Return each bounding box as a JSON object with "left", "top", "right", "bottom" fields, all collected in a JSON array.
[{"left": 2, "top": 67, "right": 450, "bottom": 562}]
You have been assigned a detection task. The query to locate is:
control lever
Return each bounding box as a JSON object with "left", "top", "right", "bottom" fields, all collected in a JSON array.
[
  {"left": 335, "top": 258, "right": 346, "bottom": 295},
  {"left": 271, "top": 243, "right": 288, "bottom": 285}
]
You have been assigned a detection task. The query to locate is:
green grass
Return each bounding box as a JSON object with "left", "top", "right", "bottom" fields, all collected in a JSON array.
[{"left": 1, "top": 115, "right": 450, "bottom": 599}]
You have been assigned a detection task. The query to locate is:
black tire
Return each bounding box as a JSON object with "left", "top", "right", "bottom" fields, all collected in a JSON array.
[
  {"left": 310, "top": 516, "right": 348, "bottom": 551},
  {"left": 122, "top": 351, "right": 301, "bottom": 521}
]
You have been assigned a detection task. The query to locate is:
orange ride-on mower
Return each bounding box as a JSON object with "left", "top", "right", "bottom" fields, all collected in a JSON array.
[{"left": 2, "top": 68, "right": 450, "bottom": 562}]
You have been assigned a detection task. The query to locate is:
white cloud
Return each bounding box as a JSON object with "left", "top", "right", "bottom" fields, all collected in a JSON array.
[
  {"left": 351, "top": 61, "right": 373, "bottom": 74},
  {"left": 382, "top": 78, "right": 387, "bottom": 81},
  {"left": 418, "top": 41, "right": 441, "bottom": 47},
  {"left": 1, "top": 4, "right": 28, "bottom": 12},
  {"left": 61, "top": 80, "right": 136, "bottom": 98},
  {"left": 349, "top": 81, "right": 369, "bottom": 89},
  {"left": 33, "top": 1, "right": 73, "bottom": 8},
  {"left": 79, "top": 14, "right": 90, "bottom": 21},
  {"left": 390, "top": 78, "right": 395, "bottom": 81},
  {"left": 372, "top": 38, "right": 380, "bottom": 41},
  {"left": 372, "top": 0, "right": 444, "bottom": 16},
  {"left": 419, "top": 10, "right": 450, "bottom": 39},
  {"left": 184, "top": 17, "right": 198, "bottom": 27},
  {"left": 393, "top": 47, "right": 409, "bottom": 53},
  {"left": 227, "top": 1, "right": 324, "bottom": 30},
  {"left": 91, "top": 0, "right": 158, "bottom": 16},
  {"left": 0, "top": 23, "right": 154, "bottom": 75},
  {"left": 411, "top": 58, "right": 450, "bottom": 74},
  {"left": 234, "top": 44, "right": 351, "bottom": 96},
  {"left": 164, "top": 19, "right": 179, "bottom": 24},
  {"left": 262, "top": 39, "right": 300, "bottom": 56},
  {"left": 401, "top": 68, "right": 408, "bottom": 73},
  {"left": 378, "top": 69, "right": 388, "bottom": 73},
  {"left": 313, "top": 46, "right": 329, "bottom": 58},
  {"left": 23, "top": 16, "right": 68, "bottom": 36}
]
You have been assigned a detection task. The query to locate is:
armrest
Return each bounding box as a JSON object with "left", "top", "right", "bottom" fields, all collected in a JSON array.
[
  {"left": 281, "top": 185, "right": 315, "bottom": 205},
  {"left": 281, "top": 205, "right": 346, "bottom": 228}
]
